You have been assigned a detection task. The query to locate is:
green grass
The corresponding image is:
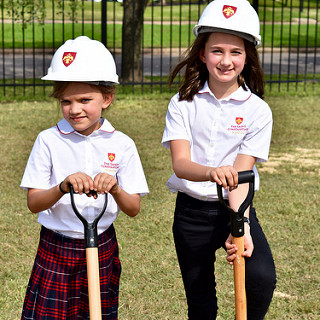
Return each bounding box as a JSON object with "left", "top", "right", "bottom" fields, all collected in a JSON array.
[
  {"left": 1, "top": 1, "right": 320, "bottom": 50},
  {"left": 0, "top": 92, "right": 320, "bottom": 319},
  {"left": 1, "top": 20, "right": 319, "bottom": 49}
]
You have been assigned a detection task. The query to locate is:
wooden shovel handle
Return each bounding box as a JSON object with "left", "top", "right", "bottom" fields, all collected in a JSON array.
[
  {"left": 232, "top": 236, "right": 247, "bottom": 320},
  {"left": 86, "top": 247, "right": 102, "bottom": 320}
]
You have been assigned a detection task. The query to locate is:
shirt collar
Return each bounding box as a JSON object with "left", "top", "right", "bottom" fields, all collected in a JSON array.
[
  {"left": 198, "top": 81, "right": 212, "bottom": 95},
  {"left": 198, "top": 81, "right": 252, "bottom": 102},
  {"left": 56, "top": 118, "right": 115, "bottom": 136}
]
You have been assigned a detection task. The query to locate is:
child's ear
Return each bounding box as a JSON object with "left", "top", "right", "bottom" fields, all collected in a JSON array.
[
  {"left": 199, "top": 49, "right": 206, "bottom": 63},
  {"left": 102, "top": 93, "right": 114, "bottom": 109}
]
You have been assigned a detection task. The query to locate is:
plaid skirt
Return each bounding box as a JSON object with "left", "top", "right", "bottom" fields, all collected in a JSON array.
[{"left": 21, "top": 225, "right": 121, "bottom": 320}]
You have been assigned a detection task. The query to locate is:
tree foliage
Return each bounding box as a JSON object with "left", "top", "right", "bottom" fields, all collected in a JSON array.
[
  {"left": 3, "top": 0, "right": 46, "bottom": 27},
  {"left": 2, "top": 0, "right": 83, "bottom": 28}
]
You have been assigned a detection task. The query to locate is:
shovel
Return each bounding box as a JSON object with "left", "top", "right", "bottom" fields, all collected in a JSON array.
[
  {"left": 70, "top": 185, "right": 108, "bottom": 320},
  {"left": 217, "top": 170, "right": 255, "bottom": 320}
]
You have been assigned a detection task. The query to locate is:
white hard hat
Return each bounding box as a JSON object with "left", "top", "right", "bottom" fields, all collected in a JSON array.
[
  {"left": 193, "top": 0, "right": 261, "bottom": 47},
  {"left": 42, "top": 36, "right": 119, "bottom": 84}
]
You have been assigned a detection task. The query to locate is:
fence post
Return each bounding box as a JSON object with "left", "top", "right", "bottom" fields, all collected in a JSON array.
[
  {"left": 101, "top": 0, "right": 107, "bottom": 46},
  {"left": 300, "top": 0, "right": 304, "bottom": 12}
]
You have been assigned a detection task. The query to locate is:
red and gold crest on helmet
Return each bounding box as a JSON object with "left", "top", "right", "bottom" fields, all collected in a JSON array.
[
  {"left": 235, "top": 117, "right": 243, "bottom": 125},
  {"left": 62, "top": 52, "right": 77, "bottom": 67},
  {"left": 108, "top": 153, "right": 116, "bottom": 162},
  {"left": 222, "top": 5, "right": 237, "bottom": 19}
]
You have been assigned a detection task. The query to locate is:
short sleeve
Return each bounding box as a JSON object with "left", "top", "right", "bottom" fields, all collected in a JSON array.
[
  {"left": 239, "top": 103, "right": 273, "bottom": 162},
  {"left": 117, "top": 139, "right": 149, "bottom": 196},
  {"left": 20, "top": 133, "right": 52, "bottom": 190},
  {"left": 161, "top": 95, "right": 191, "bottom": 149}
]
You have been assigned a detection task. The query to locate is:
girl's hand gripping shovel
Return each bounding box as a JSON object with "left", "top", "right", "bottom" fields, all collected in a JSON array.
[
  {"left": 217, "top": 170, "right": 255, "bottom": 320},
  {"left": 70, "top": 185, "right": 108, "bottom": 320}
]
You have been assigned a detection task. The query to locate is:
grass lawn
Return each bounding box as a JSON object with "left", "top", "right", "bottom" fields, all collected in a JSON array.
[
  {"left": 1, "top": 21, "right": 319, "bottom": 49},
  {"left": 0, "top": 90, "right": 319, "bottom": 319},
  {"left": 1, "top": 1, "right": 320, "bottom": 50}
]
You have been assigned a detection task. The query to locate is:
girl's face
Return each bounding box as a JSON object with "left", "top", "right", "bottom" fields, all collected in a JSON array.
[
  {"left": 60, "top": 82, "right": 113, "bottom": 136},
  {"left": 200, "top": 32, "right": 246, "bottom": 98}
]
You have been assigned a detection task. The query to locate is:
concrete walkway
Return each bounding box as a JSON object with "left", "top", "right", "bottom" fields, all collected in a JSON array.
[{"left": 1, "top": 48, "right": 320, "bottom": 79}]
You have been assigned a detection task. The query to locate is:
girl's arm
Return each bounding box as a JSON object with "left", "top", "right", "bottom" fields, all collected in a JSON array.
[
  {"left": 226, "top": 153, "right": 256, "bottom": 262},
  {"left": 93, "top": 173, "right": 140, "bottom": 217},
  {"left": 228, "top": 153, "right": 256, "bottom": 214},
  {"left": 170, "top": 140, "right": 238, "bottom": 189},
  {"left": 27, "top": 172, "right": 140, "bottom": 217},
  {"left": 27, "top": 186, "right": 65, "bottom": 213},
  {"left": 27, "top": 172, "right": 95, "bottom": 213},
  {"left": 108, "top": 187, "right": 140, "bottom": 217}
]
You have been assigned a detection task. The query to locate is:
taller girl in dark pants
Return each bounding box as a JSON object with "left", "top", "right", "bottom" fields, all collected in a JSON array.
[{"left": 161, "top": 0, "right": 276, "bottom": 318}]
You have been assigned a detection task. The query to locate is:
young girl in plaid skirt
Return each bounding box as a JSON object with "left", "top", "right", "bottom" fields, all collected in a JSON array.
[{"left": 20, "top": 36, "right": 149, "bottom": 319}]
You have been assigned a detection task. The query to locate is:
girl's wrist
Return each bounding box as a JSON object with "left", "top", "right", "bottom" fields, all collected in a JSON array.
[
  {"left": 244, "top": 220, "right": 251, "bottom": 233},
  {"left": 243, "top": 216, "right": 250, "bottom": 226},
  {"left": 59, "top": 181, "right": 68, "bottom": 194},
  {"left": 206, "top": 167, "right": 215, "bottom": 181},
  {"left": 109, "top": 184, "right": 120, "bottom": 196}
]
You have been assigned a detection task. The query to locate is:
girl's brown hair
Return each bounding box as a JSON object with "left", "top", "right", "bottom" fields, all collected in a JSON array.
[
  {"left": 50, "top": 81, "right": 117, "bottom": 100},
  {"left": 169, "top": 33, "right": 264, "bottom": 101}
]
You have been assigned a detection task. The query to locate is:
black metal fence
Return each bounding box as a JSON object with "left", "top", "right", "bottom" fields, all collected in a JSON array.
[{"left": 1, "top": 0, "right": 319, "bottom": 97}]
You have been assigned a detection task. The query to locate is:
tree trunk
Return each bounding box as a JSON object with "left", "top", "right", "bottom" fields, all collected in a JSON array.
[{"left": 121, "top": 0, "right": 148, "bottom": 83}]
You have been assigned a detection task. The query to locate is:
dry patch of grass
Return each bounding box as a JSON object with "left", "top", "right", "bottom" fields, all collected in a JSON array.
[{"left": 259, "top": 147, "right": 320, "bottom": 175}]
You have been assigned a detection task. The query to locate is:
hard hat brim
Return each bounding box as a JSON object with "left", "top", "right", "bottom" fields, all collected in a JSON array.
[
  {"left": 194, "top": 26, "right": 261, "bottom": 47},
  {"left": 41, "top": 74, "right": 119, "bottom": 84}
]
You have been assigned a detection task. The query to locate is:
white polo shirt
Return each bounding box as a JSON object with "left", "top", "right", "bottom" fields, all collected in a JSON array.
[
  {"left": 161, "top": 82, "right": 273, "bottom": 201},
  {"left": 21, "top": 118, "right": 149, "bottom": 238}
]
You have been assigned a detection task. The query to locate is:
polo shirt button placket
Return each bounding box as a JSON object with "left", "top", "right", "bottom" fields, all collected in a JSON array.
[
  {"left": 201, "top": 182, "right": 208, "bottom": 201},
  {"left": 83, "top": 137, "right": 94, "bottom": 220},
  {"left": 85, "top": 137, "right": 93, "bottom": 176},
  {"left": 209, "top": 120, "right": 217, "bottom": 161}
]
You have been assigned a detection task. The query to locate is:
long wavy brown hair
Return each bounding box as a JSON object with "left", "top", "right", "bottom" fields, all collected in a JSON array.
[{"left": 169, "top": 33, "right": 265, "bottom": 101}]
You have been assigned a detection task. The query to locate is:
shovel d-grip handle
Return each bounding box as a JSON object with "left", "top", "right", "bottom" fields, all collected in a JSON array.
[
  {"left": 69, "top": 185, "right": 108, "bottom": 248},
  {"left": 216, "top": 170, "right": 255, "bottom": 237}
]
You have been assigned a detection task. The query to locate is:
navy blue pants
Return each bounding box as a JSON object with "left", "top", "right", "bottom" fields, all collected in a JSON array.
[{"left": 173, "top": 192, "right": 276, "bottom": 320}]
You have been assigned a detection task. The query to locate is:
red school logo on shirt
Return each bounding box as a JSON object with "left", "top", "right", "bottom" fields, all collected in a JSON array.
[
  {"left": 235, "top": 117, "right": 243, "bottom": 125},
  {"left": 108, "top": 153, "right": 115, "bottom": 162},
  {"left": 228, "top": 117, "right": 248, "bottom": 134},
  {"left": 62, "top": 52, "right": 77, "bottom": 67},
  {"left": 101, "top": 153, "right": 119, "bottom": 171},
  {"left": 222, "top": 5, "right": 237, "bottom": 19}
]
